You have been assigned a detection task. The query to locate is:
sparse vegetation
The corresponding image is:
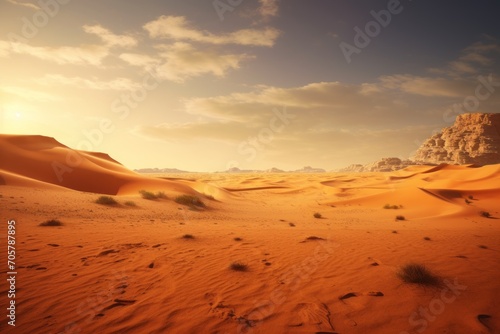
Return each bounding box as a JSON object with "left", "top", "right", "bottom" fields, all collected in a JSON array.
[
  {"left": 124, "top": 201, "right": 137, "bottom": 207},
  {"left": 39, "top": 219, "right": 63, "bottom": 227},
  {"left": 175, "top": 195, "right": 206, "bottom": 208},
  {"left": 397, "top": 263, "right": 440, "bottom": 286},
  {"left": 234, "top": 237, "right": 243, "bottom": 241},
  {"left": 384, "top": 204, "right": 403, "bottom": 209},
  {"left": 289, "top": 222, "right": 296, "bottom": 227},
  {"left": 139, "top": 190, "right": 157, "bottom": 200},
  {"left": 480, "top": 211, "right": 491, "bottom": 218},
  {"left": 395, "top": 215, "right": 406, "bottom": 221},
  {"left": 156, "top": 191, "right": 168, "bottom": 199},
  {"left": 465, "top": 199, "right": 472, "bottom": 205},
  {"left": 392, "top": 230, "right": 398, "bottom": 234},
  {"left": 95, "top": 196, "right": 118, "bottom": 206},
  {"left": 229, "top": 262, "right": 248, "bottom": 272},
  {"left": 181, "top": 234, "right": 195, "bottom": 239},
  {"left": 306, "top": 236, "right": 325, "bottom": 241},
  {"left": 139, "top": 190, "right": 168, "bottom": 200},
  {"left": 313, "top": 212, "right": 322, "bottom": 219},
  {"left": 424, "top": 237, "right": 431, "bottom": 241},
  {"left": 468, "top": 195, "right": 474, "bottom": 200},
  {"left": 478, "top": 245, "right": 488, "bottom": 249}
]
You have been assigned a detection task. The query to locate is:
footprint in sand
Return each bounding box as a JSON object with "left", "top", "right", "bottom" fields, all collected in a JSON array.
[
  {"left": 338, "top": 291, "right": 384, "bottom": 312},
  {"left": 288, "top": 302, "right": 336, "bottom": 333},
  {"left": 204, "top": 293, "right": 237, "bottom": 320}
]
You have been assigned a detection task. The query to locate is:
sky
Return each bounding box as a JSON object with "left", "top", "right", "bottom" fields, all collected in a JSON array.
[{"left": 1, "top": 0, "right": 500, "bottom": 172}]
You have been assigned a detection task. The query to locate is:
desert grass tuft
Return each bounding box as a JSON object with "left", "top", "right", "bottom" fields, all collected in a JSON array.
[
  {"left": 175, "top": 195, "right": 206, "bottom": 208},
  {"left": 397, "top": 263, "right": 440, "bottom": 286},
  {"left": 229, "top": 262, "right": 248, "bottom": 272},
  {"left": 395, "top": 215, "right": 406, "bottom": 221},
  {"left": 181, "top": 234, "right": 195, "bottom": 239},
  {"left": 480, "top": 211, "right": 491, "bottom": 218},
  {"left": 95, "top": 196, "right": 118, "bottom": 205},
  {"left": 39, "top": 219, "right": 63, "bottom": 227},
  {"left": 313, "top": 212, "right": 322, "bottom": 219},
  {"left": 384, "top": 204, "right": 403, "bottom": 209}
]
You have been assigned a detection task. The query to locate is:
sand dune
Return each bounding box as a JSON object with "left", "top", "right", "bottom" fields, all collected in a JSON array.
[
  {"left": 0, "top": 134, "right": 204, "bottom": 197},
  {"left": 1, "top": 135, "right": 499, "bottom": 334}
]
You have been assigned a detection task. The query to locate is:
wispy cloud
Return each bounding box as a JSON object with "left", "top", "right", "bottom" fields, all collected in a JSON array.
[
  {"left": 429, "top": 39, "right": 500, "bottom": 77},
  {"left": 258, "top": 0, "right": 279, "bottom": 21},
  {"left": 83, "top": 25, "right": 138, "bottom": 48},
  {"left": 149, "top": 42, "right": 252, "bottom": 83},
  {"left": 36, "top": 74, "right": 141, "bottom": 91},
  {"left": 1, "top": 86, "right": 60, "bottom": 101},
  {"left": 143, "top": 15, "right": 280, "bottom": 47},
  {"left": 6, "top": 0, "right": 40, "bottom": 10},
  {"left": 0, "top": 40, "right": 109, "bottom": 66}
]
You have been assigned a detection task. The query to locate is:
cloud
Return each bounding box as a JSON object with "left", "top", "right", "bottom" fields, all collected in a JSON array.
[
  {"left": 1, "top": 86, "right": 60, "bottom": 101},
  {"left": 429, "top": 39, "right": 500, "bottom": 77},
  {"left": 143, "top": 15, "right": 280, "bottom": 47},
  {"left": 0, "top": 40, "right": 109, "bottom": 66},
  {"left": 36, "top": 74, "right": 141, "bottom": 90},
  {"left": 83, "top": 25, "right": 138, "bottom": 48},
  {"left": 119, "top": 53, "right": 159, "bottom": 68},
  {"left": 380, "top": 75, "right": 472, "bottom": 98},
  {"left": 258, "top": 0, "right": 279, "bottom": 20},
  {"left": 134, "top": 121, "right": 253, "bottom": 143},
  {"left": 152, "top": 42, "right": 253, "bottom": 82},
  {"left": 6, "top": 0, "right": 39, "bottom": 10}
]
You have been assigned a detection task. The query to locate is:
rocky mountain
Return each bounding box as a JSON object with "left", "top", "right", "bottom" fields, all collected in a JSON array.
[
  {"left": 413, "top": 113, "right": 500, "bottom": 165},
  {"left": 338, "top": 113, "right": 500, "bottom": 172},
  {"left": 338, "top": 158, "right": 421, "bottom": 173}
]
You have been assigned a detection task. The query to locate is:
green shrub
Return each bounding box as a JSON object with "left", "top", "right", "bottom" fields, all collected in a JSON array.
[
  {"left": 95, "top": 196, "right": 118, "bottom": 205},
  {"left": 139, "top": 190, "right": 157, "bottom": 200},
  {"left": 175, "top": 195, "right": 206, "bottom": 208}
]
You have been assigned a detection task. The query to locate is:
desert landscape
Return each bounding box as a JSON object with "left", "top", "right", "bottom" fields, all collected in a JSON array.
[
  {"left": 2, "top": 1, "right": 500, "bottom": 333},
  {"left": 1, "top": 112, "right": 500, "bottom": 333}
]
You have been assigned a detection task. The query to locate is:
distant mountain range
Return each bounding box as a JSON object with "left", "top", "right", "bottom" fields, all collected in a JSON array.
[{"left": 135, "top": 166, "right": 327, "bottom": 173}]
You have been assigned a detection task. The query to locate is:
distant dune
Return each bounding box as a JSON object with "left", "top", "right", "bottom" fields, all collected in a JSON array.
[{"left": 0, "top": 134, "right": 209, "bottom": 196}]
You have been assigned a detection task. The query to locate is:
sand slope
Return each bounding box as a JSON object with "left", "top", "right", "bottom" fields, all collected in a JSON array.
[
  {"left": 0, "top": 134, "right": 209, "bottom": 196},
  {"left": 1, "top": 135, "right": 499, "bottom": 334}
]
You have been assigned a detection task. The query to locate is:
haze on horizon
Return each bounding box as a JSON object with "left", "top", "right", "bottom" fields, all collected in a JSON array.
[{"left": 1, "top": 0, "right": 499, "bottom": 172}]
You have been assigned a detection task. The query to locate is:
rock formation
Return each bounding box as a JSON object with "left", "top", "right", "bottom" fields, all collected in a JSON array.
[
  {"left": 413, "top": 113, "right": 500, "bottom": 165},
  {"left": 337, "top": 158, "right": 423, "bottom": 173}
]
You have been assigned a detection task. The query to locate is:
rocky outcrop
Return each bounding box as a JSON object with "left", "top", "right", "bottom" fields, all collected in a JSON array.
[
  {"left": 337, "top": 158, "right": 425, "bottom": 173},
  {"left": 413, "top": 113, "right": 500, "bottom": 165}
]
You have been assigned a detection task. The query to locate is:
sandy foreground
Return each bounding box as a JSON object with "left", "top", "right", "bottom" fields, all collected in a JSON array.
[{"left": 1, "top": 135, "right": 500, "bottom": 334}]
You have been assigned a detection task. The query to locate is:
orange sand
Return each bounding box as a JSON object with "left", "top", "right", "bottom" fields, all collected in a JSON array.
[{"left": 1, "top": 135, "right": 499, "bottom": 334}]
